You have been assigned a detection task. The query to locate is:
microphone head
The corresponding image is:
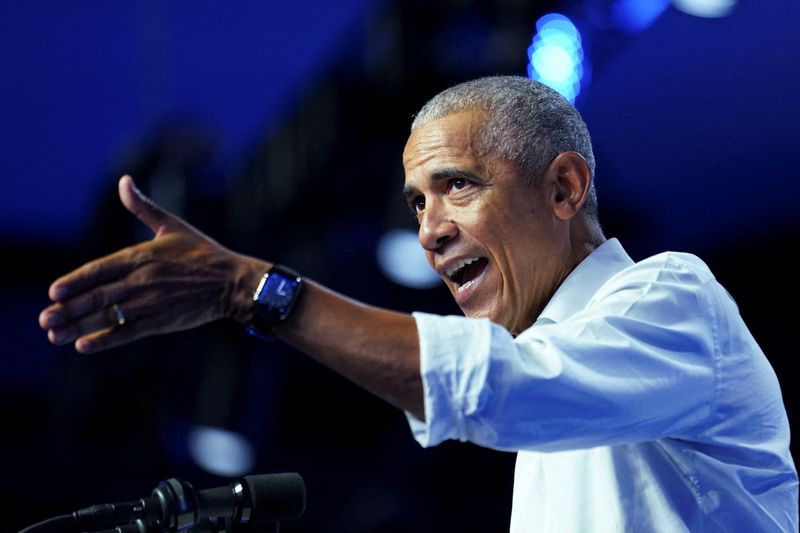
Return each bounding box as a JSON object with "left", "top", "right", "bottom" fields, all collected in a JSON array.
[{"left": 244, "top": 473, "right": 306, "bottom": 523}]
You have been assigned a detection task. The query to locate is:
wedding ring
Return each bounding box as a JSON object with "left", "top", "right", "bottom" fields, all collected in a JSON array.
[{"left": 112, "top": 303, "right": 126, "bottom": 326}]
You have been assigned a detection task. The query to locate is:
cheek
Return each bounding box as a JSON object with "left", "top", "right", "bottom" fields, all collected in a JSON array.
[{"left": 488, "top": 231, "right": 534, "bottom": 297}]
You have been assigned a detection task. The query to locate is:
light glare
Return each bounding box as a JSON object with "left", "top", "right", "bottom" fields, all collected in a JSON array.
[
  {"left": 531, "top": 45, "right": 578, "bottom": 82},
  {"left": 377, "top": 229, "right": 441, "bottom": 289},
  {"left": 188, "top": 425, "right": 255, "bottom": 477},
  {"left": 527, "top": 13, "right": 586, "bottom": 104},
  {"left": 673, "top": 0, "right": 736, "bottom": 18},
  {"left": 613, "top": 0, "right": 671, "bottom": 33}
]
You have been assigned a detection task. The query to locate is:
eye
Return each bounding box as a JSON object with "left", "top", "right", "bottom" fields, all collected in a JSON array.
[
  {"left": 412, "top": 196, "right": 425, "bottom": 213},
  {"left": 447, "top": 177, "right": 468, "bottom": 192}
]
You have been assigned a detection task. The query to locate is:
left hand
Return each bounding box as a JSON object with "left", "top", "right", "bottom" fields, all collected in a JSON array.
[{"left": 38, "top": 175, "right": 267, "bottom": 353}]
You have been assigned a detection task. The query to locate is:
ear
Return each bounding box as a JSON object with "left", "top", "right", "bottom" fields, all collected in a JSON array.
[{"left": 548, "top": 151, "right": 592, "bottom": 221}]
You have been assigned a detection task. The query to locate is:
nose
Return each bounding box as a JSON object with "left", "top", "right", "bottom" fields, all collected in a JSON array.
[{"left": 418, "top": 199, "right": 457, "bottom": 252}]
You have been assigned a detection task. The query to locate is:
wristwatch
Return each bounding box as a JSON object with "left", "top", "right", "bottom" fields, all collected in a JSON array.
[{"left": 245, "top": 265, "right": 303, "bottom": 340}]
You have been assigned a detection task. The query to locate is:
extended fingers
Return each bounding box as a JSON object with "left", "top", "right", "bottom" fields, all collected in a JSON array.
[
  {"left": 46, "top": 308, "right": 114, "bottom": 346},
  {"left": 48, "top": 248, "right": 137, "bottom": 302},
  {"left": 43, "top": 299, "right": 132, "bottom": 347},
  {"left": 74, "top": 314, "right": 160, "bottom": 353},
  {"left": 41, "top": 280, "right": 130, "bottom": 329},
  {"left": 45, "top": 296, "right": 147, "bottom": 350}
]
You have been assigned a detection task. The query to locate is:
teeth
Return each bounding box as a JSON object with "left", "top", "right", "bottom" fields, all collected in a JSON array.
[{"left": 445, "top": 257, "right": 481, "bottom": 278}]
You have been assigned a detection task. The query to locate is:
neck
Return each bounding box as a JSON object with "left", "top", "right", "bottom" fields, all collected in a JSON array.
[{"left": 570, "top": 214, "right": 607, "bottom": 265}]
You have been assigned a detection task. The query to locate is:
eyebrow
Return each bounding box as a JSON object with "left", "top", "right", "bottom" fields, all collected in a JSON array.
[{"left": 402, "top": 167, "right": 482, "bottom": 202}]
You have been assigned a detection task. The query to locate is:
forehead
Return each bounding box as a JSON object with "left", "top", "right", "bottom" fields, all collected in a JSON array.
[{"left": 402, "top": 110, "right": 488, "bottom": 184}]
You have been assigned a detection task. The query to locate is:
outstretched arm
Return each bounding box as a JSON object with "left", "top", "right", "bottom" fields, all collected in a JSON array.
[{"left": 39, "top": 175, "right": 423, "bottom": 417}]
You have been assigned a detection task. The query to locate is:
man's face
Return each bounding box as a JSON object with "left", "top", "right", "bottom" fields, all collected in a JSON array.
[{"left": 402, "top": 110, "right": 570, "bottom": 334}]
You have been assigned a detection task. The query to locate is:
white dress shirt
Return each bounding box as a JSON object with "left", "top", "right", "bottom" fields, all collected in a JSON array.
[{"left": 406, "top": 239, "right": 798, "bottom": 532}]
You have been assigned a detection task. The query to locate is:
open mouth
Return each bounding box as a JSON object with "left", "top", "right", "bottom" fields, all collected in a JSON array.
[{"left": 447, "top": 257, "right": 489, "bottom": 292}]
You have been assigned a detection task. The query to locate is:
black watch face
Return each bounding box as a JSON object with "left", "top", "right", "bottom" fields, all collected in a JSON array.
[{"left": 263, "top": 273, "right": 301, "bottom": 316}]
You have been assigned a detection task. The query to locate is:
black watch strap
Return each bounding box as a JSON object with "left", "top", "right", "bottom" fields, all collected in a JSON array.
[{"left": 245, "top": 264, "right": 303, "bottom": 340}]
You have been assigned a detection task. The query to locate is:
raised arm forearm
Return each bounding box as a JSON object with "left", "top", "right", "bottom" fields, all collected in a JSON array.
[
  {"left": 276, "top": 280, "right": 422, "bottom": 417},
  {"left": 39, "top": 176, "right": 425, "bottom": 418}
]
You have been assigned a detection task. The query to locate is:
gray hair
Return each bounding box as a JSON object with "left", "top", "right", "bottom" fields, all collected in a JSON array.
[{"left": 411, "top": 76, "right": 598, "bottom": 219}]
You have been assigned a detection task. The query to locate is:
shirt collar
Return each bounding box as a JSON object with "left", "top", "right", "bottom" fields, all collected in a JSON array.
[{"left": 536, "top": 238, "right": 634, "bottom": 325}]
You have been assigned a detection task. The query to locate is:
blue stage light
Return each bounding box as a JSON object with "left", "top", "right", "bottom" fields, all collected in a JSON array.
[
  {"left": 187, "top": 425, "right": 255, "bottom": 477},
  {"left": 527, "top": 14, "right": 586, "bottom": 103},
  {"left": 537, "top": 14, "right": 581, "bottom": 40},
  {"left": 377, "top": 229, "right": 441, "bottom": 289},
  {"left": 673, "top": 0, "right": 736, "bottom": 18},
  {"left": 613, "top": 0, "right": 671, "bottom": 33}
]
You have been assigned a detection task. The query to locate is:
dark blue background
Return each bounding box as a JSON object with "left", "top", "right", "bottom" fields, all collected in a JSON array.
[{"left": 2, "top": 1, "right": 797, "bottom": 531}]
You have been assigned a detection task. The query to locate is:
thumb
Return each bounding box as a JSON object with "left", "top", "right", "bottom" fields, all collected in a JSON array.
[{"left": 118, "top": 175, "right": 181, "bottom": 236}]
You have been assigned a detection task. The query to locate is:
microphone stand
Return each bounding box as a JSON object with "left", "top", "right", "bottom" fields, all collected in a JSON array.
[
  {"left": 84, "top": 518, "right": 279, "bottom": 533},
  {"left": 19, "top": 472, "right": 303, "bottom": 533},
  {"left": 19, "top": 514, "right": 281, "bottom": 533}
]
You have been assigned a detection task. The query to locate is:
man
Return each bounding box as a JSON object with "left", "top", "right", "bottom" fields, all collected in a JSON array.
[{"left": 39, "top": 76, "right": 797, "bottom": 531}]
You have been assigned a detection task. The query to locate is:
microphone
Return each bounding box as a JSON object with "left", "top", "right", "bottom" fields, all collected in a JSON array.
[{"left": 71, "top": 473, "right": 306, "bottom": 531}]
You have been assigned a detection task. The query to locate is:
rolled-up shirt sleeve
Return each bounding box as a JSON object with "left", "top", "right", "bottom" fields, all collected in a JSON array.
[
  {"left": 405, "top": 254, "right": 722, "bottom": 452},
  {"left": 405, "top": 314, "right": 497, "bottom": 447}
]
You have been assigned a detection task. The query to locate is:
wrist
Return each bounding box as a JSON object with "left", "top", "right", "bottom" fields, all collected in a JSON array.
[
  {"left": 245, "top": 265, "right": 304, "bottom": 339},
  {"left": 228, "top": 255, "right": 272, "bottom": 324}
]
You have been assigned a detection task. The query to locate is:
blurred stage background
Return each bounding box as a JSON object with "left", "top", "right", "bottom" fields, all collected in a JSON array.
[{"left": 2, "top": 0, "right": 798, "bottom": 531}]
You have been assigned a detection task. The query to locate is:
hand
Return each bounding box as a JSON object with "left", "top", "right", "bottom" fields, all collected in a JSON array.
[{"left": 39, "top": 175, "right": 267, "bottom": 353}]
